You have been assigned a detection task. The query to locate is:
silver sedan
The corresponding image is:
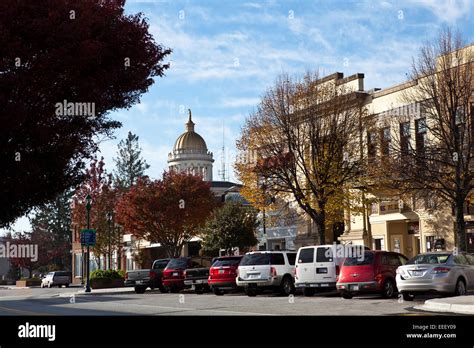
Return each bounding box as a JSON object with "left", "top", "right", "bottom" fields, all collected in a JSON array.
[{"left": 395, "top": 252, "right": 474, "bottom": 301}]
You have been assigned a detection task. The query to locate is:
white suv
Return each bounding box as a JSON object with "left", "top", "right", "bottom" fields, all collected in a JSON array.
[{"left": 236, "top": 251, "right": 296, "bottom": 296}]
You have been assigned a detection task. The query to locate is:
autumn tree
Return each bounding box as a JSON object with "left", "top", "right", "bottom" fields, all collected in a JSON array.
[
  {"left": 116, "top": 171, "right": 215, "bottom": 257},
  {"left": 382, "top": 28, "right": 474, "bottom": 251},
  {"left": 71, "top": 157, "right": 123, "bottom": 269},
  {"left": 236, "top": 72, "right": 370, "bottom": 245},
  {"left": 113, "top": 131, "right": 150, "bottom": 190},
  {"left": 201, "top": 202, "right": 258, "bottom": 255},
  {"left": 0, "top": 0, "right": 171, "bottom": 227}
]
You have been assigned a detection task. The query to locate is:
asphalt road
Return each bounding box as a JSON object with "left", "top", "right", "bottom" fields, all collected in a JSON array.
[{"left": 0, "top": 286, "right": 460, "bottom": 316}]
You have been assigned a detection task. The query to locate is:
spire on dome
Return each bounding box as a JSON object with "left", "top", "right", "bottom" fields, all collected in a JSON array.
[{"left": 186, "top": 108, "right": 195, "bottom": 132}]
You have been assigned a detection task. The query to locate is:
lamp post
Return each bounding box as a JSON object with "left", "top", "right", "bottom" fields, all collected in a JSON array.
[
  {"left": 85, "top": 194, "right": 92, "bottom": 293},
  {"left": 106, "top": 212, "right": 113, "bottom": 270}
]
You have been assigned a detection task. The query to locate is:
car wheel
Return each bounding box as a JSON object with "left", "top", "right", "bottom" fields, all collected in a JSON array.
[
  {"left": 213, "top": 288, "right": 224, "bottom": 296},
  {"left": 40, "top": 283, "right": 44, "bottom": 288},
  {"left": 195, "top": 286, "right": 204, "bottom": 294},
  {"left": 303, "top": 288, "right": 316, "bottom": 297},
  {"left": 454, "top": 279, "right": 467, "bottom": 296},
  {"left": 47, "top": 283, "right": 52, "bottom": 288},
  {"left": 280, "top": 276, "right": 295, "bottom": 296},
  {"left": 134, "top": 286, "right": 146, "bottom": 294},
  {"left": 65, "top": 284, "right": 69, "bottom": 288},
  {"left": 402, "top": 292, "right": 415, "bottom": 301},
  {"left": 159, "top": 286, "right": 168, "bottom": 293},
  {"left": 169, "top": 286, "right": 180, "bottom": 293},
  {"left": 246, "top": 287, "right": 257, "bottom": 297},
  {"left": 382, "top": 279, "right": 396, "bottom": 298},
  {"left": 341, "top": 293, "right": 353, "bottom": 299}
]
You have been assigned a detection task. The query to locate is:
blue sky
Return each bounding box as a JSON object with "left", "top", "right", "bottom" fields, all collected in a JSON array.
[{"left": 4, "top": 0, "right": 474, "bottom": 233}]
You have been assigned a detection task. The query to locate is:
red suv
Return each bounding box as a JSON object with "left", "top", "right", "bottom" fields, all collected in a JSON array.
[
  {"left": 336, "top": 250, "right": 408, "bottom": 299},
  {"left": 208, "top": 255, "right": 243, "bottom": 295},
  {"left": 162, "top": 257, "right": 189, "bottom": 293}
]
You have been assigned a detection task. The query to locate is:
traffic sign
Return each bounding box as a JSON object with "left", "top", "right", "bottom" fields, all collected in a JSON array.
[{"left": 80, "top": 229, "right": 96, "bottom": 246}]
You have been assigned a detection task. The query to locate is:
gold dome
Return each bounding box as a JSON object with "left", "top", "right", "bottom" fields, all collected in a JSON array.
[{"left": 173, "top": 110, "right": 208, "bottom": 152}]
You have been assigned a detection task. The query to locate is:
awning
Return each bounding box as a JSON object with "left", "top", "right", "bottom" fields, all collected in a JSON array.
[{"left": 369, "top": 211, "right": 419, "bottom": 223}]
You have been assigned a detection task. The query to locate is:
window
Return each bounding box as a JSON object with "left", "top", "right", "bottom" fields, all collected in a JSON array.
[
  {"left": 316, "top": 247, "right": 333, "bottom": 262},
  {"left": 241, "top": 253, "right": 270, "bottom": 266},
  {"left": 126, "top": 258, "right": 134, "bottom": 271},
  {"left": 367, "top": 131, "right": 377, "bottom": 160},
  {"left": 398, "top": 255, "right": 408, "bottom": 265},
  {"left": 343, "top": 252, "right": 374, "bottom": 266},
  {"left": 286, "top": 253, "right": 297, "bottom": 265},
  {"left": 400, "top": 122, "right": 411, "bottom": 158},
  {"left": 380, "top": 127, "right": 391, "bottom": 156},
  {"left": 373, "top": 238, "right": 384, "bottom": 250},
  {"left": 415, "top": 118, "right": 427, "bottom": 158},
  {"left": 298, "top": 248, "right": 314, "bottom": 263},
  {"left": 426, "top": 235, "right": 435, "bottom": 252},
  {"left": 74, "top": 253, "right": 82, "bottom": 277},
  {"left": 270, "top": 253, "right": 285, "bottom": 265},
  {"left": 406, "top": 253, "right": 449, "bottom": 264}
]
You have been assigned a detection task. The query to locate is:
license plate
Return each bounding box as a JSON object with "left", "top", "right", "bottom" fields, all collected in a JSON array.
[
  {"left": 320, "top": 283, "right": 329, "bottom": 287},
  {"left": 184, "top": 280, "right": 192, "bottom": 285},
  {"left": 350, "top": 284, "right": 359, "bottom": 291},
  {"left": 136, "top": 280, "right": 143, "bottom": 284},
  {"left": 248, "top": 274, "right": 260, "bottom": 279},
  {"left": 411, "top": 271, "right": 423, "bottom": 277},
  {"left": 173, "top": 272, "right": 178, "bottom": 276},
  {"left": 218, "top": 270, "right": 224, "bottom": 274}
]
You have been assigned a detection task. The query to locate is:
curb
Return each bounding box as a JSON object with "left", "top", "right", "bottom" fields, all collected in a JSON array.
[
  {"left": 58, "top": 288, "right": 135, "bottom": 297},
  {"left": 415, "top": 297, "right": 474, "bottom": 315}
]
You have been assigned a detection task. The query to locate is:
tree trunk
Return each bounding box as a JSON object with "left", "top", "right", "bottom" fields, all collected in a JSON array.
[
  {"left": 455, "top": 197, "right": 466, "bottom": 251},
  {"left": 315, "top": 210, "right": 326, "bottom": 245}
]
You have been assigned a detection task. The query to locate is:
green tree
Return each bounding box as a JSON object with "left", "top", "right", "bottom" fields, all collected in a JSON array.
[
  {"left": 29, "top": 189, "right": 74, "bottom": 270},
  {"left": 113, "top": 131, "right": 150, "bottom": 190},
  {"left": 201, "top": 202, "right": 259, "bottom": 255}
]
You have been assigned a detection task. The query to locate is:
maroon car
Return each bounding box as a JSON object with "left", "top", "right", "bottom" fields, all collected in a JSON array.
[
  {"left": 208, "top": 255, "right": 243, "bottom": 295},
  {"left": 336, "top": 250, "right": 408, "bottom": 299},
  {"left": 162, "top": 257, "right": 189, "bottom": 293}
]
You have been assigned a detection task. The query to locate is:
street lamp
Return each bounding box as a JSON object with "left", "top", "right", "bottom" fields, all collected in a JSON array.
[
  {"left": 106, "top": 212, "right": 113, "bottom": 270},
  {"left": 85, "top": 194, "right": 92, "bottom": 293}
]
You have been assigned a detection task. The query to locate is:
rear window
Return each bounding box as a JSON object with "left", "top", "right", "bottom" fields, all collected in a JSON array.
[
  {"left": 55, "top": 272, "right": 70, "bottom": 277},
  {"left": 316, "top": 247, "right": 333, "bottom": 263},
  {"left": 153, "top": 260, "right": 169, "bottom": 269},
  {"left": 286, "top": 253, "right": 296, "bottom": 265},
  {"left": 406, "top": 254, "right": 450, "bottom": 265},
  {"left": 298, "top": 248, "right": 314, "bottom": 263},
  {"left": 241, "top": 253, "right": 271, "bottom": 266},
  {"left": 212, "top": 257, "right": 242, "bottom": 267},
  {"left": 166, "top": 258, "right": 188, "bottom": 269},
  {"left": 344, "top": 252, "right": 374, "bottom": 266},
  {"left": 271, "top": 253, "right": 285, "bottom": 265}
]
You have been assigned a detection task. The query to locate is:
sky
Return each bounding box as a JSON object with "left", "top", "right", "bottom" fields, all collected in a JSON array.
[{"left": 3, "top": 0, "right": 474, "bottom": 234}]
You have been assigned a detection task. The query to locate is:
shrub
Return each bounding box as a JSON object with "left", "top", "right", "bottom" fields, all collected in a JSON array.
[{"left": 90, "top": 269, "right": 124, "bottom": 280}]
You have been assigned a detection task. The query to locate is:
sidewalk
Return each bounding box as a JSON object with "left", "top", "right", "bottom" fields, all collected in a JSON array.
[{"left": 415, "top": 295, "right": 474, "bottom": 315}]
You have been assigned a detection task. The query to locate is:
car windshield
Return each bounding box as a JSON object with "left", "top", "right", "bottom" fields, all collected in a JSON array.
[
  {"left": 343, "top": 252, "right": 374, "bottom": 266},
  {"left": 166, "top": 258, "right": 188, "bottom": 269},
  {"left": 212, "top": 257, "right": 242, "bottom": 267},
  {"left": 241, "top": 253, "right": 271, "bottom": 266},
  {"left": 406, "top": 254, "right": 450, "bottom": 265}
]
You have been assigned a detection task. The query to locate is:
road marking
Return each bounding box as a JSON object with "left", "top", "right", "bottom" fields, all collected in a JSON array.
[{"left": 0, "top": 304, "right": 53, "bottom": 316}]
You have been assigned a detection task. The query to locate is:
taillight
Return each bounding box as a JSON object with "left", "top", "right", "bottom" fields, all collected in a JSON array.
[
  {"left": 149, "top": 271, "right": 156, "bottom": 279},
  {"left": 270, "top": 267, "right": 277, "bottom": 277},
  {"left": 125, "top": 273, "right": 128, "bottom": 280},
  {"left": 335, "top": 266, "right": 340, "bottom": 276},
  {"left": 183, "top": 270, "right": 187, "bottom": 277},
  {"left": 431, "top": 267, "right": 451, "bottom": 274}
]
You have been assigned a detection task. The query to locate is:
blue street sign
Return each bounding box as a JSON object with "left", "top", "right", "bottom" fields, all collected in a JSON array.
[{"left": 80, "top": 229, "right": 96, "bottom": 246}]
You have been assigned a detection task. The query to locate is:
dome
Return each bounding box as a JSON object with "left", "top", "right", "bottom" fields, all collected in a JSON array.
[{"left": 172, "top": 110, "right": 208, "bottom": 153}]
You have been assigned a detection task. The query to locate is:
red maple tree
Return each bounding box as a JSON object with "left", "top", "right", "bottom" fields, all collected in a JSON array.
[{"left": 116, "top": 171, "right": 216, "bottom": 257}]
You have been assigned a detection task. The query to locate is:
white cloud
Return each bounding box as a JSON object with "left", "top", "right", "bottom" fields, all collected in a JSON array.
[{"left": 409, "top": 0, "right": 472, "bottom": 23}]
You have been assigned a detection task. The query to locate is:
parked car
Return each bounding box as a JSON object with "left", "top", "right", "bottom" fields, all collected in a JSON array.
[
  {"left": 208, "top": 255, "right": 243, "bottom": 295},
  {"left": 236, "top": 251, "right": 297, "bottom": 296},
  {"left": 183, "top": 257, "right": 213, "bottom": 294},
  {"left": 396, "top": 252, "right": 474, "bottom": 301},
  {"left": 162, "top": 258, "right": 189, "bottom": 293},
  {"left": 41, "top": 271, "right": 71, "bottom": 288},
  {"left": 124, "top": 258, "right": 170, "bottom": 294},
  {"left": 295, "top": 245, "right": 345, "bottom": 296},
  {"left": 336, "top": 250, "right": 408, "bottom": 299}
]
